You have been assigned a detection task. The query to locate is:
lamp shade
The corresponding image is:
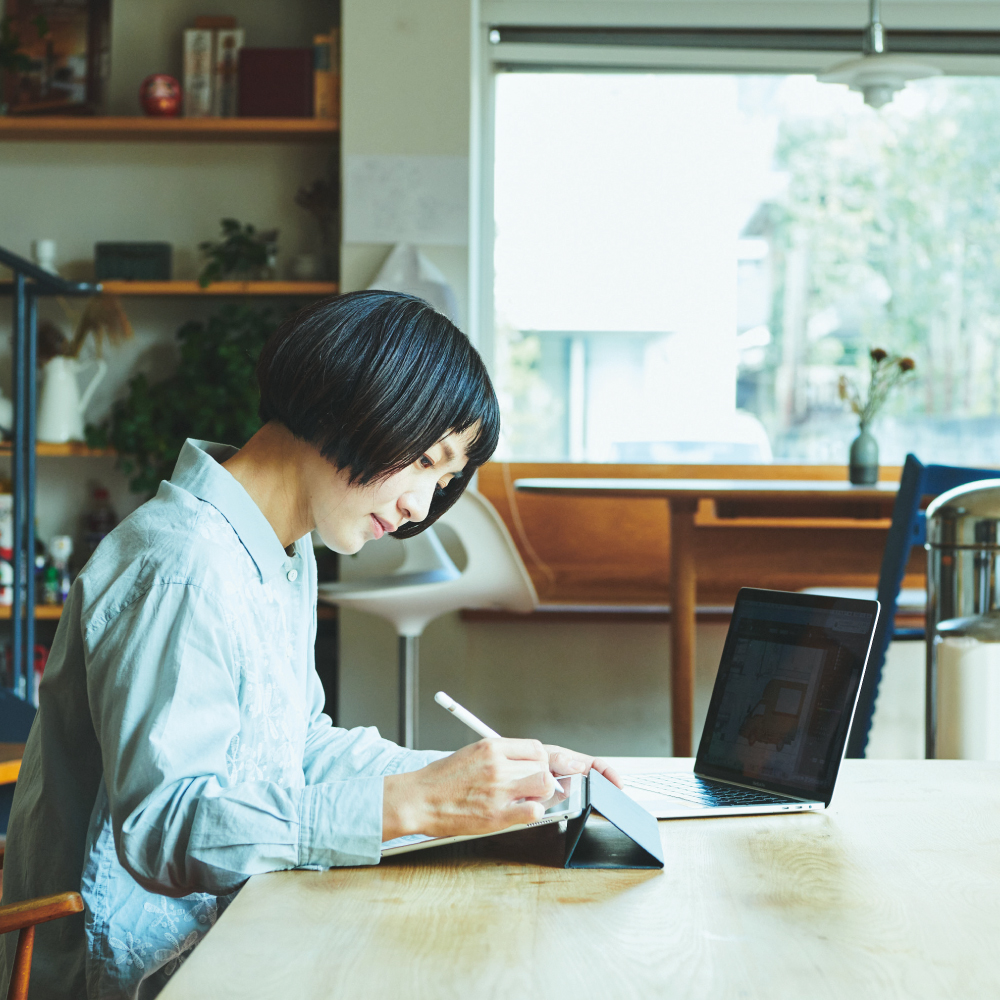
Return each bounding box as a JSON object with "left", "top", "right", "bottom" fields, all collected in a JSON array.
[{"left": 818, "top": 53, "right": 942, "bottom": 109}]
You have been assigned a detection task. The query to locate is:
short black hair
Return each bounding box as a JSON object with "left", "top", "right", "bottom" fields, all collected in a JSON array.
[{"left": 256, "top": 290, "right": 499, "bottom": 536}]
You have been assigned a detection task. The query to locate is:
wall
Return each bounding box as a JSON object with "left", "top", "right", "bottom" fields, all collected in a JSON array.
[
  {"left": 0, "top": 0, "right": 337, "bottom": 541},
  {"left": 339, "top": 0, "right": 471, "bottom": 325}
]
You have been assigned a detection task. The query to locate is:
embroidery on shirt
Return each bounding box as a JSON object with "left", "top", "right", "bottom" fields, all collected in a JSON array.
[
  {"left": 109, "top": 931, "right": 147, "bottom": 971},
  {"left": 154, "top": 929, "right": 202, "bottom": 977}
]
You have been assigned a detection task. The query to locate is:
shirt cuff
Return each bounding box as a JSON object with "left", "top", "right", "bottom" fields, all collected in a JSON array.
[
  {"left": 296, "top": 777, "right": 385, "bottom": 868},
  {"left": 382, "top": 748, "right": 452, "bottom": 776}
]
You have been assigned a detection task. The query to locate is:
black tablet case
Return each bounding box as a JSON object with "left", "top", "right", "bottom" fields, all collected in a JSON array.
[{"left": 563, "top": 770, "right": 664, "bottom": 869}]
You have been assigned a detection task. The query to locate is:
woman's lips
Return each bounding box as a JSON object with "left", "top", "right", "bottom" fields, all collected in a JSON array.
[{"left": 370, "top": 514, "right": 393, "bottom": 539}]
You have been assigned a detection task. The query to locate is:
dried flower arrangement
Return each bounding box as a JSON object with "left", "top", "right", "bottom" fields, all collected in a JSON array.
[
  {"left": 38, "top": 295, "right": 133, "bottom": 363},
  {"left": 838, "top": 348, "right": 916, "bottom": 430}
]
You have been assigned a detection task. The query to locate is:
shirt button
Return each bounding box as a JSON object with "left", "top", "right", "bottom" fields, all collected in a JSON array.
[{"left": 287, "top": 569, "right": 298, "bottom": 582}]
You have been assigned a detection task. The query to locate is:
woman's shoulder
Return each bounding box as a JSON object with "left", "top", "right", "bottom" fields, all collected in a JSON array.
[{"left": 78, "top": 483, "right": 256, "bottom": 622}]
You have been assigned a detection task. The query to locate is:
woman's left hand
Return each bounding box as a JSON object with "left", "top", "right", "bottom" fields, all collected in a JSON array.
[{"left": 542, "top": 746, "right": 623, "bottom": 789}]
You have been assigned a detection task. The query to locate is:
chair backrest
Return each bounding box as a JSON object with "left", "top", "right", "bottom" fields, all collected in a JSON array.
[
  {"left": 323, "top": 490, "right": 537, "bottom": 637},
  {"left": 0, "top": 891, "right": 84, "bottom": 1000},
  {"left": 846, "top": 454, "right": 998, "bottom": 758},
  {"left": 435, "top": 489, "right": 538, "bottom": 613}
]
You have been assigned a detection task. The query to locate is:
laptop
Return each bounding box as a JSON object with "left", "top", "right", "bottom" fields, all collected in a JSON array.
[{"left": 624, "top": 587, "right": 880, "bottom": 819}]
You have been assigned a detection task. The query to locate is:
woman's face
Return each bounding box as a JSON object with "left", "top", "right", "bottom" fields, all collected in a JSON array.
[{"left": 310, "top": 425, "right": 478, "bottom": 554}]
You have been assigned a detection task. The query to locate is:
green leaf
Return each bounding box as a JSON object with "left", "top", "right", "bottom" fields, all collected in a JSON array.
[{"left": 94, "top": 303, "right": 296, "bottom": 495}]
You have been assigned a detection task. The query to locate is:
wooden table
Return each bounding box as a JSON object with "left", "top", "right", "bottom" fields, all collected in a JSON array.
[
  {"left": 160, "top": 759, "right": 1000, "bottom": 1000},
  {"left": 514, "top": 478, "right": 898, "bottom": 755},
  {"left": 0, "top": 743, "right": 24, "bottom": 785}
]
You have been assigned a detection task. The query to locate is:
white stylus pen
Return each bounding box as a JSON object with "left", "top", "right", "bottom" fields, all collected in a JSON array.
[
  {"left": 434, "top": 691, "right": 562, "bottom": 799},
  {"left": 434, "top": 690, "right": 501, "bottom": 739}
]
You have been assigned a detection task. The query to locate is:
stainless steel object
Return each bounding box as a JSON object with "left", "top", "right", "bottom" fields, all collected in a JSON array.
[{"left": 925, "top": 479, "right": 1000, "bottom": 757}]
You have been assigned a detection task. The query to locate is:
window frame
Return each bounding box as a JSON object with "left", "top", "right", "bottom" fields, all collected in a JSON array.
[{"left": 472, "top": 1, "right": 1000, "bottom": 373}]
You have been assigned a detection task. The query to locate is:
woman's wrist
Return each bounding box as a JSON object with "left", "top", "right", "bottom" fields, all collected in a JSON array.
[{"left": 382, "top": 772, "right": 425, "bottom": 841}]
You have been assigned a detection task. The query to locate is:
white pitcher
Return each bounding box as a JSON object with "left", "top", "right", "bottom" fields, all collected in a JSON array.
[{"left": 36, "top": 356, "right": 108, "bottom": 444}]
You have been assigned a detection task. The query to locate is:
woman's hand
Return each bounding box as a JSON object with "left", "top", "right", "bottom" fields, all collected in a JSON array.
[
  {"left": 543, "top": 745, "right": 623, "bottom": 789},
  {"left": 382, "top": 738, "right": 559, "bottom": 842}
]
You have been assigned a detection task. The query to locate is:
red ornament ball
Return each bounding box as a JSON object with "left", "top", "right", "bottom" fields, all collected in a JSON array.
[{"left": 139, "top": 74, "right": 182, "bottom": 117}]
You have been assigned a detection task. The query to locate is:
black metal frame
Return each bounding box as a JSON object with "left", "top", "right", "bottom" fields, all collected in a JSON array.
[
  {"left": 489, "top": 26, "right": 1000, "bottom": 55},
  {"left": 0, "top": 247, "right": 98, "bottom": 700}
]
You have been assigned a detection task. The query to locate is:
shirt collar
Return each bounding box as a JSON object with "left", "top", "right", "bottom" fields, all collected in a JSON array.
[{"left": 169, "top": 438, "right": 291, "bottom": 584}]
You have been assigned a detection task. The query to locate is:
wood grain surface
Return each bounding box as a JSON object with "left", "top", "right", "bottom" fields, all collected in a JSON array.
[
  {"left": 475, "top": 462, "right": 927, "bottom": 606},
  {"left": 160, "top": 759, "right": 1000, "bottom": 1000}
]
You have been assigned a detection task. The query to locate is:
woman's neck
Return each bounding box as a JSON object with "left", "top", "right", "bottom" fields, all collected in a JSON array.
[{"left": 222, "top": 422, "right": 314, "bottom": 549}]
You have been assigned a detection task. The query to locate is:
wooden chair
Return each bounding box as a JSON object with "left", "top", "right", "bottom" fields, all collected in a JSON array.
[{"left": 0, "top": 891, "right": 83, "bottom": 1000}]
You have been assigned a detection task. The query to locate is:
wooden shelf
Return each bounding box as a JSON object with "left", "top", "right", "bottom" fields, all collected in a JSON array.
[
  {"left": 0, "top": 442, "right": 112, "bottom": 457},
  {"left": 0, "top": 116, "right": 338, "bottom": 142},
  {"left": 0, "top": 603, "right": 336, "bottom": 621},
  {"left": 100, "top": 280, "right": 338, "bottom": 296},
  {"left": 0, "top": 605, "right": 64, "bottom": 619}
]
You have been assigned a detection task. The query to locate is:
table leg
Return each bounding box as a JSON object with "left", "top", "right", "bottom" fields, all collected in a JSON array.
[{"left": 669, "top": 498, "right": 698, "bottom": 756}]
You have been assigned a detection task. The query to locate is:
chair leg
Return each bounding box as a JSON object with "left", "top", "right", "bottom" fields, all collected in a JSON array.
[
  {"left": 7, "top": 925, "right": 34, "bottom": 1000},
  {"left": 398, "top": 636, "right": 419, "bottom": 750}
]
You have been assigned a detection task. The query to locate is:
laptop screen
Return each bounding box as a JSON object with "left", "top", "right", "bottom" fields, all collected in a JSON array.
[{"left": 695, "top": 588, "right": 879, "bottom": 805}]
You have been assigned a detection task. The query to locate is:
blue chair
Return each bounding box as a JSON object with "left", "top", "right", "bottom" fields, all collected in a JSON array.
[
  {"left": 0, "top": 689, "right": 36, "bottom": 836},
  {"left": 845, "top": 454, "right": 998, "bottom": 758}
]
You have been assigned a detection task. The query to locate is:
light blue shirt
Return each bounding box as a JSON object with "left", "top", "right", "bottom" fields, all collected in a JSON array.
[{"left": 1, "top": 440, "right": 443, "bottom": 999}]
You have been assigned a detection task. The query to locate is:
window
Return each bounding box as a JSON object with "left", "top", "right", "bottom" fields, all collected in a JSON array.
[{"left": 492, "top": 71, "right": 1000, "bottom": 465}]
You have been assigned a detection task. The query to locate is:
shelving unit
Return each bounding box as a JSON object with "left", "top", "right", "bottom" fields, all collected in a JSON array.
[
  {"left": 0, "top": 280, "right": 339, "bottom": 297},
  {"left": 0, "top": 442, "right": 112, "bottom": 457},
  {"left": 0, "top": 603, "right": 337, "bottom": 621},
  {"left": 0, "top": 60, "right": 342, "bottom": 710},
  {"left": 0, "top": 116, "right": 338, "bottom": 143},
  {"left": 100, "top": 280, "right": 339, "bottom": 296},
  {"left": 0, "top": 606, "right": 64, "bottom": 621}
]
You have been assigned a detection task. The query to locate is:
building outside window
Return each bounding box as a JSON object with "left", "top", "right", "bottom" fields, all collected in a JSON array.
[{"left": 492, "top": 71, "right": 1000, "bottom": 466}]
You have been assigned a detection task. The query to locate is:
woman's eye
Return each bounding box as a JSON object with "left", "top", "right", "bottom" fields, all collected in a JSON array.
[{"left": 419, "top": 455, "right": 434, "bottom": 469}]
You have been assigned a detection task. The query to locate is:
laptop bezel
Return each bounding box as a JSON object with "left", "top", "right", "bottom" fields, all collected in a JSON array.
[{"left": 693, "top": 587, "right": 880, "bottom": 807}]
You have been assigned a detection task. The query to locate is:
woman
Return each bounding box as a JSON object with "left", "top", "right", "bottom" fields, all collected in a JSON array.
[{"left": 1, "top": 291, "right": 619, "bottom": 1000}]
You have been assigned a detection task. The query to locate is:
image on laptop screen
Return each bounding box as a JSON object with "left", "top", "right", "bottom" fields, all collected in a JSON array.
[{"left": 696, "top": 591, "right": 878, "bottom": 801}]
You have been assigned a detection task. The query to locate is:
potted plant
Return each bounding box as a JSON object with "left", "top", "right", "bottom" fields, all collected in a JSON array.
[
  {"left": 198, "top": 218, "right": 279, "bottom": 288},
  {"left": 838, "top": 348, "right": 916, "bottom": 485},
  {"left": 87, "top": 303, "right": 288, "bottom": 493}
]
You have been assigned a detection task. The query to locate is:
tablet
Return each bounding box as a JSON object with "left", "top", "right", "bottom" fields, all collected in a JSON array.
[{"left": 380, "top": 773, "right": 587, "bottom": 857}]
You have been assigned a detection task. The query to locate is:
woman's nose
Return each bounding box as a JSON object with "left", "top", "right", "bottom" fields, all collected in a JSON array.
[{"left": 398, "top": 486, "right": 433, "bottom": 524}]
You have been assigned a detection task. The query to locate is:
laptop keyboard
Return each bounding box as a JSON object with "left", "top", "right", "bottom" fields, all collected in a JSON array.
[{"left": 625, "top": 772, "right": 793, "bottom": 807}]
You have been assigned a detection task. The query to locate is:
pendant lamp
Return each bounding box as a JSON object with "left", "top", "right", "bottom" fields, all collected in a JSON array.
[{"left": 818, "top": 0, "right": 941, "bottom": 109}]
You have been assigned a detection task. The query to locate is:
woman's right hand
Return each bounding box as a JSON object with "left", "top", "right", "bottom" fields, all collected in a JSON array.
[{"left": 381, "top": 738, "right": 561, "bottom": 842}]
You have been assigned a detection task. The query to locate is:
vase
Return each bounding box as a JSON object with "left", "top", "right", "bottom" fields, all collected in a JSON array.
[
  {"left": 849, "top": 426, "right": 879, "bottom": 485},
  {"left": 36, "top": 356, "right": 108, "bottom": 444}
]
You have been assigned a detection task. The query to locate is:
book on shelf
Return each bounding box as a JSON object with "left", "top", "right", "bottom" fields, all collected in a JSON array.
[
  {"left": 238, "top": 48, "right": 313, "bottom": 118},
  {"left": 312, "top": 28, "right": 341, "bottom": 120},
  {"left": 183, "top": 28, "right": 214, "bottom": 117},
  {"left": 212, "top": 28, "right": 245, "bottom": 117}
]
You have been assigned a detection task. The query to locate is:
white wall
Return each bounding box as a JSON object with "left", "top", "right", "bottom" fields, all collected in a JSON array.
[{"left": 339, "top": 0, "right": 471, "bottom": 324}]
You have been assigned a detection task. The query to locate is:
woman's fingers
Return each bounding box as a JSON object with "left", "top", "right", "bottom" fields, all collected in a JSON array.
[
  {"left": 493, "top": 737, "right": 549, "bottom": 764},
  {"left": 544, "top": 746, "right": 625, "bottom": 789},
  {"left": 501, "top": 798, "right": 547, "bottom": 826},
  {"left": 509, "top": 767, "right": 560, "bottom": 802}
]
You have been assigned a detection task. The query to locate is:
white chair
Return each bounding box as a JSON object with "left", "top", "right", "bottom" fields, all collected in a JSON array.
[{"left": 318, "top": 489, "right": 537, "bottom": 748}]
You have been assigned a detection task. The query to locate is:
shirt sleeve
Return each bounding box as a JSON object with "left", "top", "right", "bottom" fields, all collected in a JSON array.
[
  {"left": 86, "top": 581, "right": 393, "bottom": 899},
  {"left": 300, "top": 662, "right": 449, "bottom": 788}
]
